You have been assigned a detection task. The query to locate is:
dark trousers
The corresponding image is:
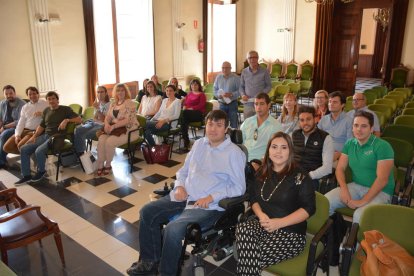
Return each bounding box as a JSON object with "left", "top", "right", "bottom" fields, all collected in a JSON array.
[{"left": 181, "top": 109, "right": 203, "bottom": 143}]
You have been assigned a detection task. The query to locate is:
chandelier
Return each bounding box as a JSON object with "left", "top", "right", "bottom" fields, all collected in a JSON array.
[
  {"left": 305, "top": 0, "right": 354, "bottom": 4},
  {"left": 373, "top": 8, "right": 390, "bottom": 32}
]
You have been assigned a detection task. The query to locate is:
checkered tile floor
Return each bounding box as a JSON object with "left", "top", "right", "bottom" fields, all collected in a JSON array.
[{"left": 355, "top": 77, "right": 382, "bottom": 93}]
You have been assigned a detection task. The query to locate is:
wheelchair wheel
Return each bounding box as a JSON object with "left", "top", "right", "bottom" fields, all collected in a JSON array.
[{"left": 193, "top": 265, "right": 205, "bottom": 276}]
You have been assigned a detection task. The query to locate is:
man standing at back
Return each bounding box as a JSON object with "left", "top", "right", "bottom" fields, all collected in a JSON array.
[
  {"left": 292, "top": 106, "right": 334, "bottom": 191},
  {"left": 0, "top": 85, "right": 26, "bottom": 169},
  {"left": 214, "top": 61, "right": 240, "bottom": 128},
  {"left": 239, "top": 50, "right": 271, "bottom": 119},
  {"left": 241, "top": 93, "right": 282, "bottom": 169}
]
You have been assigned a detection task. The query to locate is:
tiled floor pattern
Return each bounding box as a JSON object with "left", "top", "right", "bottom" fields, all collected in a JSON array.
[
  {"left": 355, "top": 77, "right": 382, "bottom": 93},
  {"left": 1, "top": 137, "right": 339, "bottom": 275}
]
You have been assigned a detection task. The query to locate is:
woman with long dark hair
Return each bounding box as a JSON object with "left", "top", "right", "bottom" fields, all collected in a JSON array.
[{"left": 236, "top": 132, "right": 315, "bottom": 276}]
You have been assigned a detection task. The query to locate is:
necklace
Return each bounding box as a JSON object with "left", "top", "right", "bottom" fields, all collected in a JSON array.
[{"left": 260, "top": 175, "right": 286, "bottom": 202}]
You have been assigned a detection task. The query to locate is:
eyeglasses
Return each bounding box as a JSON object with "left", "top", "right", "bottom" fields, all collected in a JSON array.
[
  {"left": 315, "top": 96, "right": 326, "bottom": 99},
  {"left": 352, "top": 98, "right": 364, "bottom": 102},
  {"left": 248, "top": 56, "right": 259, "bottom": 60},
  {"left": 254, "top": 129, "right": 258, "bottom": 141}
]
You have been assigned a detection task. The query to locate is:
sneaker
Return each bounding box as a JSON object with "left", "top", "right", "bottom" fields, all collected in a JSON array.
[
  {"left": 30, "top": 171, "right": 46, "bottom": 182},
  {"left": 15, "top": 176, "right": 32, "bottom": 185},
  {"left": 126, "top": 260, "right": 158, "bottom": 275}
]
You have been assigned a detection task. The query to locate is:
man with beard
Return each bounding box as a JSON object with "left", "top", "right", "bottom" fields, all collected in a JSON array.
[
  {"left": 292, "top": 105, "right": 334, "bottom": 191},
  {"left": 0, "top": 85, "right": 26, "bottom": 169}
]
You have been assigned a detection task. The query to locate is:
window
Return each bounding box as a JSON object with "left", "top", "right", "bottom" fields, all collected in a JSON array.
[
  {"left": 93, "top": 0, "right": 154, "bottom": 85},
  {"left": 207, "top": 3, "right": 236, "bottom": 73}
]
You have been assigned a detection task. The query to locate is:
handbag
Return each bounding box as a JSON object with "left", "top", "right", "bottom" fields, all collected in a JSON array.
[
  {"left": 141, "top": 143, "right": 171, "bottom": 164},
  {"left": 79, "top": 151, "right": 96, "bottom": 174},
  {"left": 357, "top": 230, "right": 414, "bottom": 276},
  {"left": 96, "top": 126, "right": 127, "bottom": 138}
]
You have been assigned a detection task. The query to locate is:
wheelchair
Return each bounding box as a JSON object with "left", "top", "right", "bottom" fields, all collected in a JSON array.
[{"left": 152, "top": 128, "right": 250, "bottom": 275}]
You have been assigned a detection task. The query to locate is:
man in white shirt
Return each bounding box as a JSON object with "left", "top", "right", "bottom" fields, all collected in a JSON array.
[{"left": 3, "top": 86, "right": 48, "bottom": 154}]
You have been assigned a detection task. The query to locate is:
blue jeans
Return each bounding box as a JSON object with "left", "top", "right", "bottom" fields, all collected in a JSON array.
[
  {"left": 20, "top": 134, "right": 50, "bottom": 177},
  {"left": 325, "top": 182, "right": 391, "bottom": 223},
  {"left": 219, "top": 101, "right": 238, "bottom": 128},
  {"left": 74, "top": 121, "right": 103, "bottom": 152},
  {"left": 138, "top": 195, "right": 222, "bottom": 276},
  {"left": 0, "top": 128, "right": 15, "bottom": 165},
  {"left": 144, "top": 120, "right": 170, "bottom": 146}
]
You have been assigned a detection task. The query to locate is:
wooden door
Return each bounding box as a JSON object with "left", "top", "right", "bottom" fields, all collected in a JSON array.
[{"left": 327, "top": 1, "right": 362, "bottom": 97}]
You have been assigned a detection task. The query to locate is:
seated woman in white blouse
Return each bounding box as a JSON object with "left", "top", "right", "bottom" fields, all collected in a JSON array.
[
  {"left": 137, "top": 80, "right": 162, "bottom": 119},
  {"left": 144, "top": 85, "right": 181, "bottom": 146}
]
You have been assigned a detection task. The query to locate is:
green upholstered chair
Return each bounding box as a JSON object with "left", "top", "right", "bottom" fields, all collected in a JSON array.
[
  {"left": 394, "top": 87, "right": 412, "bottom": 97},
  {"left": 282, "top": 79, "right": 295, "bottom": 85},
  {"left": 402, "top": 108, "right": 414, "bottom": 116},
  {"left": 384, "top": 95, "right": 404, "bottom": 109},
  {"left": 288, "top": 82, "right": 301, "bottom": 96},
  {"left": 390, "top": 64, "right": 409, "bottom": 89},
  {"left": 203, "top": 83, "right": 214, "bottom": 94},
  {"left": 344, "top": 101, "right": 353, "bottom": 112},
  {"left": 298, "top": 80, "right": 313, "bottom": 103},
  {"left": 404, "top": 102, "right": 414, "bottom": 109},
  {"left": 117, "top": 115, "right": 145, "bottom": 173},
  {"left": 259, "top": 62, "right": 268, "bottom": 70},
  {"left": 285, "top": 61, "right": 299, "bottom": 80},
  {"left": 372, "top": 85, "right": 388, "bottom": 98},
  {"left": 340, "top": 205, "right": 414, "bottom": 276},
  {"left": 264, "top": 192, "right": 332, "bottom": 276},
  {"left": 374, "top": 98, "right": 397, "bottom": 114},
  {"left": 271, "top": 80, "right": 282, "bottom": 88},
  {"left": 373, "top": 110, "right": 386, "bottom": 130},
  {"left": 389, "top": 90, "right": 408, "bottom": 101},
  {"left": 188, "top": 102, "right": 213, "bottom": 139},
  {"left": 368, "top": 104, "right": 393, "bottom": 123},
  {"left": 270, "top": 60, "right": 284, "bottom": 80},
  {"left": 272, "top": 85, "right": 290, "bottom": 105},
  {"left": 299, "top": 60, "right": 314, "bottom": 81},
  {"left": 382, "top": 125, "right": 414, "bottom": 147},
  {"left": 363, "top": 89, "right": 378, "bottom": 105},
  {"left": 69, "top": 103, "right": 83, "bottom": 115},
  {"left": 394, "top": 115, "right": 414, "bottom": 127},
  {"left": 82, "top": 106, "right": 95, "bottom": 123}
]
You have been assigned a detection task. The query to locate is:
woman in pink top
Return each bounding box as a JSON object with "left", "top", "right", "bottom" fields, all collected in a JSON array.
[{"left": 181, "top": 78, "right": 206, "bottom": 149}]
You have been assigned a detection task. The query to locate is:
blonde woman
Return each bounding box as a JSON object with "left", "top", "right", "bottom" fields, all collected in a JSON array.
[
  {"left": 313, "top": 90, "right": 330, "bottom": 123},
  {"left": 96, "top": 83, "right": 139, "bottom": 176},
  {"left": 277, "top": 93, "right": 299, "bottom": 136},
  {"left": 137, "top": 81, "right": 162, "bottom": 119}
]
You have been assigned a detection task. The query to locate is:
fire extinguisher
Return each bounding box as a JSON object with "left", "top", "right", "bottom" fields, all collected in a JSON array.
[{"left": 198, "top": 38, "right": 204, "bottom": 53}]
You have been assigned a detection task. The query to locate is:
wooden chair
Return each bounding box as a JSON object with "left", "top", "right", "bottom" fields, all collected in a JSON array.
[
  {"left": 0, "top": 186, "right": 27, "bottom": 212},
  {"left": 389, "top": 64, "right": 409, "bottom": 89},
  {"left": 284, "top": 60, "right": 299, "bottom": 80},
  {"left": 299, "top": 60, "right": 314, "bottom": 80},
  {"left": 0, "top": 205, "right": 65, "bottom": 266},
  {"left": 270, "top": 59, "right": 284, "bottom": 80}
]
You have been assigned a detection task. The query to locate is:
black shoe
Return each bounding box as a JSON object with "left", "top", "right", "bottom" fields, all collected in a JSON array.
[
  {"left": 30, "top": 171, "right": 46, "bottom": 182},
  {"left": 126, "top": 260, "right": 158, "bottom": 275},
  {"left": 15, "top": 176, "right": 32, "bottom": 185},
  {"left": 0, "top": 163, "right": 8, "bottom": 170}
]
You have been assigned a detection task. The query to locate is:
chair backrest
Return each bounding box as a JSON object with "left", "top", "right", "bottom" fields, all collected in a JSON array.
[
  {"left": 390, "top": 64, "right": 409, "bottom": 89},
  {"left": 271, "top": 80, "right": 282, "bottom": 88},
  {"left": 389, "top": 90, "right": 408, "bottom": 101},
  {"left": 372, "top": 85, "right": 388, "bottom": 98},
  {"left": 82, "top": 106, "right": 95, "bottom": 122},
  {"left": 381, "top": 137, "right": 413, "bottom": 169},
  {"left": 344, "top": 101, "right": 353, "bottom": 112},
  {"left": 394, "top": 115, "right": 414, "bottom": 127},
  {"left": 259, "top": 62, "right": 268, "bottom": 70},
  {"left": 373, "top": 111, "right": 386, "bottom": 129},
  {"left": 300, "top": 60, "right": 314, "bottom": 80},
  {"left": 363, "top": 89, "right": 378, "bottom": 105},
  {"left": 368, "top": 104, "right": 392, "bottom": 120},
  {"left": 374, "top": 98, "right": 397, "bottom": 112},
  {"left": 307, "top": 192, "right": 329, "bottom": 235},
  {"left": 205, "top": 101, "right": 214, "bottom": 115},
  {"left": 402, "top": 108, "right": 414, "bottom": 116},
  {"left": 384, "top": 95, "right": 404, "bottom": 108},
  {"left": 204, "top": 83, "right": 214, "bottom": 94},
  {"left": 358, "top": 205, "right": 414, "bottom": 255},
  {"left": 270, "top": 60, "right": 283, "bottom": 79},
  {"left": 285, "top": 61, "right": 299, "bottom": 79},
  {"left": 282, "top": 79, "right": 295, "bottom": 85},
  {"left": 382, "top": 125, "right": 414, "bottom": 147},
  {"left": 69, "top": 103, "right": 83, "bottom": 115},
  {"left": 394, "top": 87, "right": 412, "bottom": 97},
  {"left": 405, "top": 102, "right": 414, "bottom": 109},
  {"left": 299, "top": 80, "right": 312, "bottom": 91},
  {"left": 275, "top": 85, "right": 290, "bottom": 97},
  {"left": 288, "top": 82, "right": 300, "bottom": 94}
]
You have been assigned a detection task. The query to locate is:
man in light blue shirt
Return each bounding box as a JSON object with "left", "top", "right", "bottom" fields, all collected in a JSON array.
[
  {"left": 214, "top": 61, "right": 240, "bottom": 128},
  {"left": 347, "top": 92, "right": 380, "bottom": 137},
  {"left": 127, "top": 110, "right": 246, "bottom": 276},
  {"left": 241, "top": 93, "right": 282, "bottom": 165},
  {"left": 318, "top": 91, "right": 353, "bottom": 162},
  {"left": 239, "top": 50, "right": 271, "bottom": 119}
]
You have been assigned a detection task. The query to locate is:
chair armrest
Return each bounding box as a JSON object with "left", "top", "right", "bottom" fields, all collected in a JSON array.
[
  {"left": 0, "top": 205, "right": 38, "bottom": 223},
  {"left": 127, "top": 126, "right": 143, "bottom": 143},
  {"left": 218, "top": 194, "right": 249, "bottom": 210},
  {"left": 0, "top": 188, "right": 27, "bottom": 208},
  {"left": 307, "top": 218, "right": 333, "bottom": 274},
  {"left": 339, "top": 223, "right": 359, "bottom": 276}
]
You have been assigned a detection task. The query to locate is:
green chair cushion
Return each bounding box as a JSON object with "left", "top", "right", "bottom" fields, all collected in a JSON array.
[
  {"left": 336, "top": 207, "right": 355, "bottom": 217},
  {"left": 118, "top": 137, "right": 144, "bottom": 150},
  {"left": 265, "top": 237, "right": 324, "bottom": 276}
]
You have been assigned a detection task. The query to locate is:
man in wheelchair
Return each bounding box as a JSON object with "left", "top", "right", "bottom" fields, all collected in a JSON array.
[{"left": 127, "top": 110, "right": 246, "bottom": 276}]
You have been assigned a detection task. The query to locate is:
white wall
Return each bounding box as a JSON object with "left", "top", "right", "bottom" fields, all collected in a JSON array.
[
  {"left": 359, "top": 8, "right": 377, "bottom": 55},
  {"left": 401, "top": 0, "right": 414, "bottom": 85}
]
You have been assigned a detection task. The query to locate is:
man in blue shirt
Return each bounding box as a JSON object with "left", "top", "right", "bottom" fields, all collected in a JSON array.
[
  {"left": 127, "top": 110, "right": 246, "bottom": 276},
  {"left": 318, "top": 91, "right": 353, "bottom": 163},
  {"left": 239, "top": 50, "right": 271, "bottom": 119},
  {"left": 0, "top": 85, "right": 26, "bottom": 169},
  {"left": 214, "top": 61, "right": 240, "bottom": 128}
]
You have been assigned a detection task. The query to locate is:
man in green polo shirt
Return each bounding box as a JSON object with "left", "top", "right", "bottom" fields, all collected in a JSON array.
[{"left": 325, "top": 110, "right": 394, "bottom": 223}]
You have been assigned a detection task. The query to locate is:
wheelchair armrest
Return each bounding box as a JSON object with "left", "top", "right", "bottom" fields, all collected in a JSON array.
[
  {"left": 401, "top": 179, "right": 413, "bottom": 207},
  {"left": 307, "top": 218, "right": 333, "bottom": 275},
  {"left": 339, "top": 223, "right": 359, "bottom": 276},
  {"left": 218, "top": 194, "right": 249, "bottom": 210}
]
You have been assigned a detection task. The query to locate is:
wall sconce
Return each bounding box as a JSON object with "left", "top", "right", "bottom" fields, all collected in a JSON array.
[
  {"left": 35, "top": 13, "right": 61, "bottom": 24},
  {"left": 176, "top": 22, "right": 186, "bottom": 31},
  {"left": 373, "top": 8, "right": 390, "bottom": 32}
]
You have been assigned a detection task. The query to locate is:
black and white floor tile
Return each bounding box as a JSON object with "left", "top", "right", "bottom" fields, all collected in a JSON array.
[
  {"left": 1, "top": 138, "right": 339, "bottom": 276},
  {"left": 355, "top": 77, "right": 382, "bottom": 93}
]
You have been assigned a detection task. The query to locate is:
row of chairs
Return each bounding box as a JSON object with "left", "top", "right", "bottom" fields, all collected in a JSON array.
[{"left": 256, "top": 59, "right": 314, "bottom": 81}]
